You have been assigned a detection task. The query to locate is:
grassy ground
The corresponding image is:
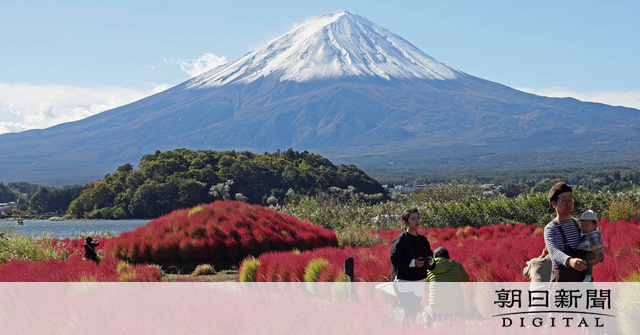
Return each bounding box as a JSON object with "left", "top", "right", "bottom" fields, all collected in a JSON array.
[{"left": 162, "top": 271, "right": 238, "bottom": 282}]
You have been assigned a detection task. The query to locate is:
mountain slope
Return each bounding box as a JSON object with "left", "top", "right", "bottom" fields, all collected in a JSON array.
[
  {"left": 188, "top": 12, "right": 460, "bottom": 87},
  {"left": 1, "top": 12, "right": 639, "bottom": 185}
]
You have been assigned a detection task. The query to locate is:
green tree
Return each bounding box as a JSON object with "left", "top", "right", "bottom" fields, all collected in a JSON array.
[
  {"left": 129, "top": 181, "right": 171, "bottom": 218},
  {"left": 227, "top": 160, "right": 277, "bottom": 203},
  {"left": 68, "top": 148, "right": 387, "bottom": 218},
  {"left": 89, "top": 182, "right": 116, "bottom": 210},
  {"left": 29, "top": 185, "right": 84, "bottom": 214},
  {"left": 0, "top": 183, "right": 17, "bottom": 202},
  {"left": 210, "top": 180, "right": 234, "bottom": 201}
]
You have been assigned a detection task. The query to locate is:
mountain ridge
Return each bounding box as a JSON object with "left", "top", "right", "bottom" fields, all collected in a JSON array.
[
  {"left": 1, "top": 12, "right": 639, "bottom": 185},
  {"left": 188, "top": 12, "right": 461, "bottom": 87}
]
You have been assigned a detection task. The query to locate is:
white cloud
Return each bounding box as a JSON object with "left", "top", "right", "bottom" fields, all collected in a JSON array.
[
  {"left": 165, "top": 53, "right": 228, "bottom": 78},
  {"left": 4, "top": 80, "right": 636, "bottom": 136},
  {"left": 0, "top": 82, "right": 169, "bottom": 135},
  {"left": 0, "top": 122, "right": 31, "bottom": 134},
  {"left": 518, "top": 86, "right": 640, "bottom": 110}
]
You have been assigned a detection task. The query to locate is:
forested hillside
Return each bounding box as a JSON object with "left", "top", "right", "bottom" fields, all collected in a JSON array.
[
  {"left": 0, "top": 183, "right": 20, "bottom": 203},
  {"left": 67, "top": 149, "right": 386, "bottom": 219}
]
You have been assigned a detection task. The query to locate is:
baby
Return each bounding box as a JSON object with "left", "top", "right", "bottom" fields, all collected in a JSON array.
[{"left": 577, "top": 210, "right": 604, "bottom": 282}]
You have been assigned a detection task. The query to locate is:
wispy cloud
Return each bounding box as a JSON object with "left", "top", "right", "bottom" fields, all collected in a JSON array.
[
  {"left": 518, "top": 86, "right": 640, "bottom": 110},
  {"left": 0, "top": 122, "right": 31, "bottom": 134},
  {"left": 0, "top": 82, "right": 169, "bottom": 135},
  {"left": 165, "top": 53, "right": 228, "bottom": 78}
]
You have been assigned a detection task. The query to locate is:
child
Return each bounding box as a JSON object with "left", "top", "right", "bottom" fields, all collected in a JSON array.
[{"left": 577, "top": 210, "right": 604, "bottom": 282}]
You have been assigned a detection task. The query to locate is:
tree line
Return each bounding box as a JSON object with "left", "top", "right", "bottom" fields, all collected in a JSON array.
[
  {"left": 66, "top": 148, "right": 386, "bottom": 219},
  {"left": 380, "top": 167, "right": 640, "bottom": 198},
  {"left": 0, "top": 183, "right": 84, "bottom": 217},
  {"left": 496, "top": 169, "right": 640, "bottom": 198},
  {"left": 3, "top": 152, "right": 640, "bottom": 220}
]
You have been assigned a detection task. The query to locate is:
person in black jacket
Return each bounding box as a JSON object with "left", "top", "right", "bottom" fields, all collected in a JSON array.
[
  {"left": 389, "top": 208, "right": 435, "bottom": 320},
  {"left": 83, "top": 236, "right": 100, "bottom": 262}
]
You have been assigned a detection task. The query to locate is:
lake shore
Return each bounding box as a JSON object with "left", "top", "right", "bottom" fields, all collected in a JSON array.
[{"left": 0, "top": 219, "right": 150, "bottom": 238}]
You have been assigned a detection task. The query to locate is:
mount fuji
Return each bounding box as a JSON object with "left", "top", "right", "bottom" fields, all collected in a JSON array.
[{"left": 2, "top": 11, "right": 640, "bottom": 185}]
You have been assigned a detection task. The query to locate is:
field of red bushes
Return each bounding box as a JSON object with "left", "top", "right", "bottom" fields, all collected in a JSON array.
[
  {"left": 241, "top": 219, "right": 640, "bottom": 282},
  {"left": 1, "top": 200, "right": 639, "bottom": 282},
  {"left": 0, "top": 201, "right": 339, "bottom": 281},
  {"left": 0, "top": 237, "right": 162, "bottom": 282}
]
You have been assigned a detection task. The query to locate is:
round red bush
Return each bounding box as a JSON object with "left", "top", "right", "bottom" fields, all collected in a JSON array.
[{"left": 106, "top": 200, "right": 338, "bottom": 263}]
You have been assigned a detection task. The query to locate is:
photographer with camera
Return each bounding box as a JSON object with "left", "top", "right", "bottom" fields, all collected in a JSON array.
[
  {"left": 390, "top": 208, "right": 436, "bottom": 321},
  {"left": 83, "top": 236, "right": 100, "bottom": 263}
]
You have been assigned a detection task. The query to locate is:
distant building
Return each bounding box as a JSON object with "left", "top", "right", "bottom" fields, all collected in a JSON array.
[
  {"left": 0, "top": 202, "right": 16, "bottom": 212},
  {"left": 397, "top": 185, "right": 414, "bottom": 193},
  {"left": 383, "top": 184, "right": 416, "bottom": 194},
  {"left": 382, "top": 183, "right": 504, "bottom": 196},
  {"left": 481, "top": 184, "right": 503, "bottom": 195}
]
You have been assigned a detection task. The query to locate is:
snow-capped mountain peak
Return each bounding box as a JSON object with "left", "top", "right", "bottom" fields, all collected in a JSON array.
[{"left": 187, "top": 11, "right": 461, "bottom": 88}]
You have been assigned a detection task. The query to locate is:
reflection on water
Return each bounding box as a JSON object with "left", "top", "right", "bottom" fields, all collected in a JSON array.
[{"left": 0, "top": 219, "right": 150, "bottom": 238}]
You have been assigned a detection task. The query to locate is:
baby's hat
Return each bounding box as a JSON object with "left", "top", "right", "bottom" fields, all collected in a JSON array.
[{"left": 580, "top": 210, "right": 598, "bottom": 222}]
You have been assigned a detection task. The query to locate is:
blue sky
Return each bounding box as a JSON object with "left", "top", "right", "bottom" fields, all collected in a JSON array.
[{"left": 1, "top": 0, "right": 639, "bottom": 134}]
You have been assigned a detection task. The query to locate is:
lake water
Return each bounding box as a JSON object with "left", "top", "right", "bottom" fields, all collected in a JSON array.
[{"left": 0, "top": 219, "right": 150, "bottom": 238}]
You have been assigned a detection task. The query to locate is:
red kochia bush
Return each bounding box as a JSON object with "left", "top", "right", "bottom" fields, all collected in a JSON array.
[
  {"left": 250, "top": 220, "right": 640, "bottom": 282},
  {"left": 245, "top": 244, "right": 392, "bottom": 282},
  {"left": 0, "top": 255, "right": 162, "bottom": 282},
  {"left": 105, "top": 200, "right": 339, "bottom": 263}
]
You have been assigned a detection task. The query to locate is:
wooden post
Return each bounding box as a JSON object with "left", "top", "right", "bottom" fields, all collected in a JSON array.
[
  {"left": 344, "top": 257, "right": 354, "bottom": 300},
  {"left": 344, "top": 257, "right": 354, "bottom": 282}
]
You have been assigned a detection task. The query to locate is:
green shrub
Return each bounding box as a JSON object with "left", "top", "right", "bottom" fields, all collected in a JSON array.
[
  {"left": 303, "top": 258, "right": 329, "bottom": 282},
  {"left": 192, "top": 264, "right": 217, "bottom": 276},
  {"left": 238, "top": 256, "right": 260, "bottom": 282},
  {"left": 335, "top": 272, "right": 350, "bottom": 282},
  {"left": 337, "top": 230, "right": 382, "bottom": 247},
  {"left": 276, "top": 183, "right": 628, "bottom": 231},
  {"left": 605, "top": 199, "right": 640, "bottom": 222},
  {"left": 188, "top": 206, "right": 203, "bottom": 216},
  {"left": 0, "top": 229, "right": 68, "bottom": 263},
  {"left": 118, "top": 270, "right": 139, "bottom": 282},
  {"left": 116, "top": 261, "right": 132, "bottom": 273}
]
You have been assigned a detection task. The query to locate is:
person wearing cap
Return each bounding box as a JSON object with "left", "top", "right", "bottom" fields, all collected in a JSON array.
[
  {"left": 83, "top": 236, "right": 100, "bottom": 262},
  {"left": 543, "top": 182, "right": 603, "bottom": 282},
  {"left": 576, "top": 210, "right": 604, "bottom": 282},
  {"left": 422, "top": 247, "right": 469, "bottom": 323}
]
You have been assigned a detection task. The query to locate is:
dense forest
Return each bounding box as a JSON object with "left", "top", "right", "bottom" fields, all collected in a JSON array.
[
  {"left": 64, "top": 149, "right": 386, "bottom": 219},
  {"left": 1, "top": 183, "right": 84, "bottom": 216},
  {"left": 0, "top": 183, "right": 20, "bottom": 203},
  {"left": 3, "top": 148, "right": 640, "bottom": 221}
]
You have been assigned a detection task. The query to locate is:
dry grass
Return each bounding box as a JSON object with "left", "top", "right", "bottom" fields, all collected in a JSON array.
[{"left": 162, "top": 271, "right": 238, "bottom": 282}]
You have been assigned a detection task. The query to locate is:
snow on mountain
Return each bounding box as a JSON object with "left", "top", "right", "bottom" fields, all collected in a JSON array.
[
  {"left": 2, "top": 11, "right": 639, "bottom": 185},
  {"left": 187, "top": 11, "right": 461, "bottom": 88}
]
